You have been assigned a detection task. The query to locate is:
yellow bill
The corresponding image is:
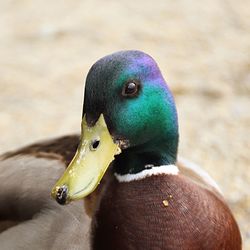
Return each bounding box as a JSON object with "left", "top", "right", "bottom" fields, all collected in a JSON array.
[{"left": 51, "top": 114, "right": 121, "bottom": 205}]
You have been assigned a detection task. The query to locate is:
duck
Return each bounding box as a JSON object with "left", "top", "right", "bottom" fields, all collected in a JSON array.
[
  {"left": 0, "top": 50, "right": 241, "bottom": 250},
  {"left": 51, "top": 50, "right": 242, "bottom": 249}
]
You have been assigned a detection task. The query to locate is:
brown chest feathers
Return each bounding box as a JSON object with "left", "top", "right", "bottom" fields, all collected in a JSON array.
[{"left": 92, "top": 174, "right": 241, "bottom": 250}]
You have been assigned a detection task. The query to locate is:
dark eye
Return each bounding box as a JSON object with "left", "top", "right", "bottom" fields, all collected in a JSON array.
[{"left": 122, "top": 81, "right": 140, "bottom": 97}]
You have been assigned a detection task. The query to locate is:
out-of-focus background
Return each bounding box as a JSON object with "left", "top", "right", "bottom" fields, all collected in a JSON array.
[{"left": 0, "top": 0, "right": 249, "bottom": 248}]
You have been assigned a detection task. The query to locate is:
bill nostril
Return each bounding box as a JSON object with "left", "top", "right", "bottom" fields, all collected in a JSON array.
[
  {"left": 56, "top": 185, "right": 68, "bottom": 205},
  {"left": 92, "top": 140, "right": 100, "bottom": 149},
  {"left": 90, "top": 139, "right": 100, "bottom": 151}
]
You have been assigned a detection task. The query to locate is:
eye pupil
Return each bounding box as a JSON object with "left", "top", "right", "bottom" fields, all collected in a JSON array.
[
  {"left": 122, "top": 81, "right": 140, "bottom": 97},
  {"left": 127, "top": 82, "right": 136, "bottom": 93}
]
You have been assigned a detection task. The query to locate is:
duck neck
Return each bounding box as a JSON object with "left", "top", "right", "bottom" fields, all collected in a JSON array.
[{"left": 113, "top": 136, "right": 178, "bottom": 175}]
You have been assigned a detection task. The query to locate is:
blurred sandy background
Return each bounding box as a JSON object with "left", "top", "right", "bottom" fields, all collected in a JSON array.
[{"left": 0, "top": 0, "right": 249, "bottom": 248}]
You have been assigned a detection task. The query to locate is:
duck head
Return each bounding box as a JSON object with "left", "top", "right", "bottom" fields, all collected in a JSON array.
[{"left": 51, "top": 50, "right": 179, "bottom": 204}]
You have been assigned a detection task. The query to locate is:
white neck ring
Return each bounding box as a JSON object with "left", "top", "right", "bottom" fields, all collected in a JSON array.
[{"left": 114, "top": 164, "right": 179, "bottom": 183}]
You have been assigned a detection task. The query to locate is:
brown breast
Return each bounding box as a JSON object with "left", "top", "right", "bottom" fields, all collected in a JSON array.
[{"left": 92, "top": 174, "right": 242, "bottom": 250}]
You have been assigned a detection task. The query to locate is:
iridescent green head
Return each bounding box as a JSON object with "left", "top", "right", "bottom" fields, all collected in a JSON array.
[
  {"left": 83, "top": 50, "right": 178, "bottom": 175},
  {"left": 52, "top": 50, "right": 179, "bottom": 204}
]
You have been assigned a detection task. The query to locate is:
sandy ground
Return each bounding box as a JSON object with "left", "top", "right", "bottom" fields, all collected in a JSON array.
[{"left": 0, "top": 0, "right": 249, "bottom": 248}]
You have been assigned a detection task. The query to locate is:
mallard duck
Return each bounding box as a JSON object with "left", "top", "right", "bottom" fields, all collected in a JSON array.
[
  {"left": 51, "top": 50, "right": 241, "bottom": 249},
  {"left": 0, "top": 50, "right": 241, "bottom": 249}
]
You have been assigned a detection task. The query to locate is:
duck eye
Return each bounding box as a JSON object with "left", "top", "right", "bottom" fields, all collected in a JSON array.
[
  {"left": 122, "top": 81, "right": 140, "bottom": 97},
  {"left": 90, "top": 139, "right": 100, "bottom": 151}
]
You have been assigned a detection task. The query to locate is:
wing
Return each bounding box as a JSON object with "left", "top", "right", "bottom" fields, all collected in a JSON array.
[{"left": 0, "top": 135, "right": 90, "bottom": 250}]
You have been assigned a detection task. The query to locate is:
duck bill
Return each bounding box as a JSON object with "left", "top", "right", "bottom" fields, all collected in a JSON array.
[{"left": 51, "top": 114, "right": 121, "bottom": 205}]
